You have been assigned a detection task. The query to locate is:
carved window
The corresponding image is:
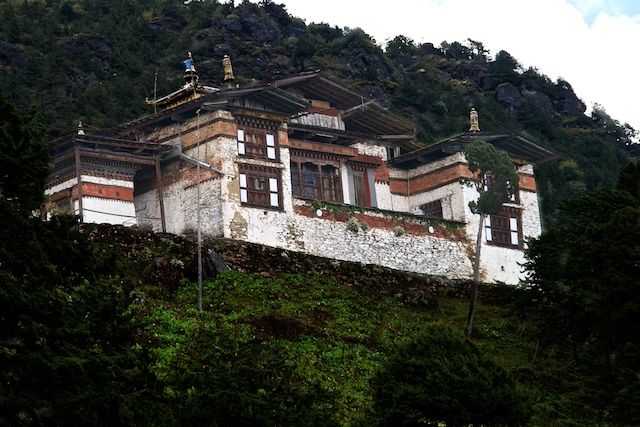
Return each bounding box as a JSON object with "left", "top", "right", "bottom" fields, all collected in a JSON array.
[
  {"left": 238, "top": 165, "right": 281, "bottom": 209},
  {"left": 421, "top": 199, "right": 443, "bottom": 219},
  {"left": 290, "top": 161, "right": 343, "bottom": 203},
  {"left": 237, "top": 128, "right": 278, "bottom": 161},
  {"left": 485, "top": 206, "right": 522, "bottom": 248}
]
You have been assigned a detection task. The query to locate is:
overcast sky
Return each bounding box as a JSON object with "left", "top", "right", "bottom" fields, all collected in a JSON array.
[{"left": 277, "top": 0, "right": 640, "bottom": 130}]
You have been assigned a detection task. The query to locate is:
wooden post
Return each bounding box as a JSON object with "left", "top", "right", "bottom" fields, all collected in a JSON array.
[
  {"left": 74, "top": 146, "right": 84, "bottom": 222},
  {"left": 155, "top": 156, "right": 167, "bottom": 233}
]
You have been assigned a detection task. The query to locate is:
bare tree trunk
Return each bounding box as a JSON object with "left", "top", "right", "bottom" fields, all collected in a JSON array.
[{"left": 465, "top": 214, "right": 484, "bottom": 338}]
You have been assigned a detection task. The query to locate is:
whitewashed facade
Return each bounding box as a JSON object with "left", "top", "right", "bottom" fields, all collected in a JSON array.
[{"left": 46, "top": 72, "right": 552, "bottom": 284}]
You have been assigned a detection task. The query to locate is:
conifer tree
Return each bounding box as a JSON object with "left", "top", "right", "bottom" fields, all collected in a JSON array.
[
  {"left": 0, "top": 98, "right": 48, "bottom": 213},
  {"left": 463, "top": 140, "right": 517, "bottom": 337}
]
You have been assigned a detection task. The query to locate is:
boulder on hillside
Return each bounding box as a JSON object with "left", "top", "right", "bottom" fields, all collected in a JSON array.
[
  {"left": 495, "top": 82, "right": 523, "bottom": 112},
  {"left": 556, "top": 95, "right": 586, "bottom": 116},
  {"left": 522, "top": 89, "right": 554, "bottom": 117}
]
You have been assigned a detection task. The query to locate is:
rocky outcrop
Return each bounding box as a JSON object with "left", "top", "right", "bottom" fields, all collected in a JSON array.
[
  {"left": 495, "top": 82, "right": 524, "bottom": 113},
  {"left": 554, "top": 81, "right": 587, "bottom": 115},
  {"left": 522, "top": 89, "right": 554, "bottom": 117}
]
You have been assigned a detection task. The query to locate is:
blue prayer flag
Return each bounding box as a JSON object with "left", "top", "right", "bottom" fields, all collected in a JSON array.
[{"left": 183, "top": 58, "right": 195, "bottom": 72}]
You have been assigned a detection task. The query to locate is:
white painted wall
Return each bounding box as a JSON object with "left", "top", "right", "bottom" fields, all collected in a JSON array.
[
  {"left": 462, "top": 182, "right": 542, "bottom": 285},
  {"left": 131, "top": 110, "right": 544, "bottom": 285},
  {"left": 135, "top": 175, "right": 223, "bottom": 236},
  {"left": 45, "top": 178, "right": 77, "bottom": 196},
  {"left": 82, "top": 175, "right": 134, "bottom": 188},
  {"left": 375, "top": 182, "right": 393, "bottom": 210},
  {"left": 408, "top": 181, "right": 466, "bottom": 221},
  {"left": 225, "top": 199, "right": 474, "bottom": 279},
  {"left": 77, "top": 197, "right": 137, "bottom": 226},
  {"left": 388, "top": 152, "right": 467, "bottom": 180},
  {"left": 351, "top": 142, "right": 387, "bottom": 159}
]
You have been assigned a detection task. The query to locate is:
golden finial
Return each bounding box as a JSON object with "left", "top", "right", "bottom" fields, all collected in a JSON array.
[
  {"left": 223, "top": 55, "right": 234, "bottom": 83},
  {"left": 469, "top": 108, "right": 480, "bottom": 132}
]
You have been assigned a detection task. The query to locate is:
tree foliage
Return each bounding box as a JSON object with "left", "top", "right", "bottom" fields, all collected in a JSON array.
[
  {"left": 369, "top": 326, "right": 530, "bottom": 427},
  {"left": 0, "top": 97, "right": 48, "bottom": 213},
  {"left": 522, "top": 186, "right": 640, "bottom": 425},
  {"left": 464, "top": 140, "right": 518, "bottom": 216}
]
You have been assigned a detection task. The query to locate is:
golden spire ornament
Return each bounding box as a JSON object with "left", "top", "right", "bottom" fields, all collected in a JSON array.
[
  {"left": 223, "top": 55, "right": 234, "bottom": 83},
  {"left": 469, "top": 108, "right": 480, "bottom": 132}
]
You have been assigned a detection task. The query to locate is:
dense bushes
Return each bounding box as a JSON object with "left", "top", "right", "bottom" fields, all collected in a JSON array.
[
  {"left": 369, "top": 327, "right": 530, "bottom": 427},
  {"left": 521, "top": 169, "right": 640, "bottom": 425}
]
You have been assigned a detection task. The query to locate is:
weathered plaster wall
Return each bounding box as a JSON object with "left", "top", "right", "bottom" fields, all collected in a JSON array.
[
  {"left": 407, "top": 181, "right": 466, "bottom": 221},
  {"left": 461, "top": 182, "right": 542, "bottom": 285},
  {"left": 520, "top": 190, "right": 542, "bottom": 240},
  {"left": 46, "top": 175, "right": 134, "bottom": 196},
  {"left": 386, "top": 153, "right": 469, "bottom": 215},
  {"left": 375, "top": 182, "right": 393, "bottom": 210},
  {"left": 134, "top": 176, "right": 223, "bottom": 236},
  {"left": 389, "top": 152, "right": 467, "bottom": 180},
  {"left": 131, "top": 110, "right": 543, "bottom": 285},
  {"left": 351, "top": 142, "right": 387, "bottom": 159},
  {"left": 76, "top": 197, "right": 136, "bottom": 225},
  {"left": 223, "top": 198, "right": 474, "bottom": 279}
]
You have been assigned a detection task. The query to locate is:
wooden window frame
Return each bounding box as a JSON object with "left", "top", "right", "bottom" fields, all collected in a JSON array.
[
  {"left": 421, "top": 199, "right": 444, "bottom": 219},
  {"left": 238, "top": 164, "right": 282, "bottom": 210},
  {"left": 290, "top": 160, "right": 343, "bottom": 204},
  {"left": 485, "top": 206, "right": 523, "bottom": 249},
  {"left": 237, "top": 128, "right": 279, "bottom": 162}
]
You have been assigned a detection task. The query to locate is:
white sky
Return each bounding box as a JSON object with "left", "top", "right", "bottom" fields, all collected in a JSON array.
[{"left": 277, "top": 0, "right": 640, "bottom": 130}]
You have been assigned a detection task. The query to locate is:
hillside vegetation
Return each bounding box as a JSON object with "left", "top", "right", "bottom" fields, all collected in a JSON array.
[
  {"left": 0, "top": 0, "right": 636, "bottom": 223},
  {"left": 1, "top": 2, "right": 639, "bottom": 426},
  {"left": 0, "top": 213, "right": 607, "bottom": 426}
]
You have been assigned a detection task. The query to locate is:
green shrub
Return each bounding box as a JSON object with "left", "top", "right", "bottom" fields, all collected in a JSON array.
[{"left": 369, "top": 326, "right": 531, "bottom": 427}]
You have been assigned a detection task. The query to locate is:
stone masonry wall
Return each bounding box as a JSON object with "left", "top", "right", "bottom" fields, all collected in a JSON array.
[{"left": 226, "top": 197, "right": 474, "bottom": 280}]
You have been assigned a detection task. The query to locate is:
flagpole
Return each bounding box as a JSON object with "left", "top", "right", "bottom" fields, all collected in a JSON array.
[{"left": 196, "top": 108, "right": 203, "bottom": 313}]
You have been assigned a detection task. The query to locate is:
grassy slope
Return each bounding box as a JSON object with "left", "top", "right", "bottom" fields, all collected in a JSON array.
[{"left": 140, "top": 270, "right": 575, "bottom": 426}]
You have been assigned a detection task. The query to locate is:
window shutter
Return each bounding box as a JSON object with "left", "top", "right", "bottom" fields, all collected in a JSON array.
[
  {"left": 239, "top": 173, "right": 248, "bottom": 202},
  {"left": 266, "top": 133, "right": 276, "bottom": 159},
  {"left": 269, "top": 177, "right": 278, "bottom": 192},
  {"left": 510, "top": 217, "right": 519, "bottom": 245},
  {"left": 237, "top": 129, "right": 246, "bottom": 155},
  {"left": 269, "top": 177, "right": 279, "bottom": 207},
  {"left": 485, "top": 216, "right": 492, "bottom": 241}
]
